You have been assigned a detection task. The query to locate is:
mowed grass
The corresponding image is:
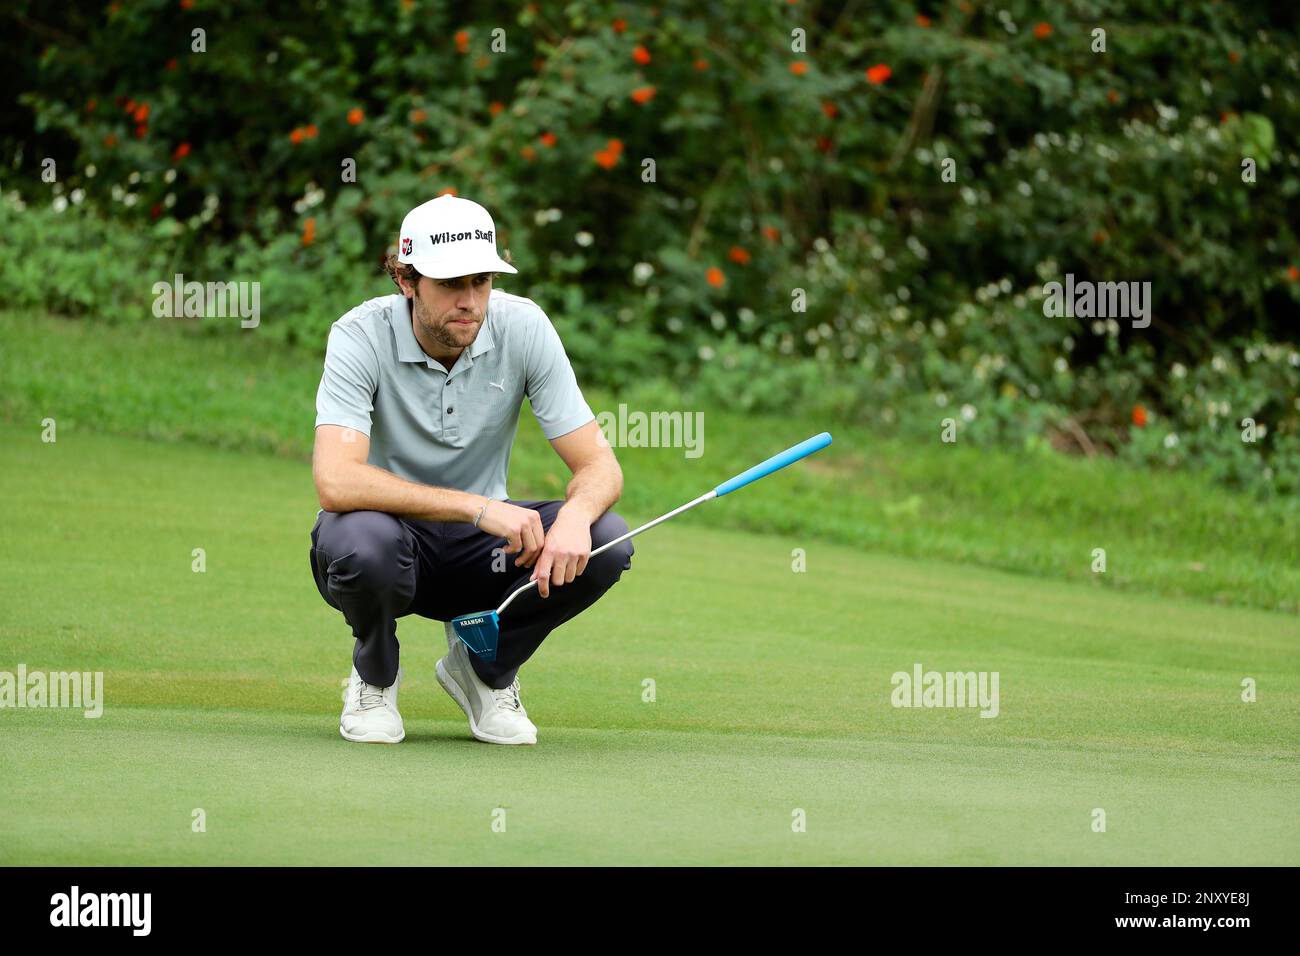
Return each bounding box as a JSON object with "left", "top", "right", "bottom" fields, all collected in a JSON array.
[
  {"left": 2, "top": 308, "right": 1297, "bottom": 612},
  {"left": 0, "top": 423, "right": 1296, "bottom": 865}
]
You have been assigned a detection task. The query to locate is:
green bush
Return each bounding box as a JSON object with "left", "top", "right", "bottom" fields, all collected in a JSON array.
[{"left": 4, "top": 0, "right": 1298, "bottom": 494}]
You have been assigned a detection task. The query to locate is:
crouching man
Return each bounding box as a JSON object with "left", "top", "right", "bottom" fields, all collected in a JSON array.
[{"left": 310, "top": 195, "right": 633, "bottom": 746}]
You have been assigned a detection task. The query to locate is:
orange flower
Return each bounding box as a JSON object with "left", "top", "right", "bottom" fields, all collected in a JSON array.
[
  {"left": 520, "top": 145, "right": 537, "bottom": 160},
  {"left": 1131, "top": 405, "right": 1147, "bottom": 427},
  {"left": 1107, "top": 89, "right": 1119, "bottom": 104},
  {"left": 179, "top": 0, "right": 192, "bottom": 9},
  {"left": 302, "top": 217, "right": 316, "bottom": 247},
  {"left": 85, "top": 98, "right": 97, "bottom": 112},
  {"left": 1287, "top": 265, "right": 1299, "bottom": 282},
  {"left": 173, "top": 142, "right": 191, "bottom": 160},
  {"left": 611, "top": 18, "right": 626, "bottom": 33},
  {"left": 304, "top": 124, "right": 318, "bottom": 139},
  {"left": 489, "top": 101, "right": 506, "bottom": 116},
  {"left": 815, "top": 135, "right": 833, "bottom": 153},
  {"left": 821, "top": 100, "right": 838, "bottom": 118},
  {"left": 916, "top": 14, "right": 931, "bottom": 27},
  {"left": 134, "top": 124, "right": 148, "bottom": 139},
  {"left": 1033, "top": 22, "right": 1052, "bottom": 39},
  {"left": 474, "top": 54, "right": 490, "bottom": 69},
  {"left": 103, "top": 133, "right": 117, "bottom": 147},
  {"left": 631, "top": 85, "right": 656, "bottom": 104},
  {"left": 693, "top": 58, "right": 709, "bottom": 71},
  {"left": 133, "top": 103, "right": 150, "bottom": 123},
  {"left": 290, "top": 127, "right": 306, "bottom": 145},
  {"left": 455, "top": 30, "right": 470, "bottom": 54},
  {"left": 633, "top": 45, "right": 651, "bottom": 65},
  {"left": 1228, "top": 50, "right": 1240, "bottom": 64},
  {"left": 706, "top": 267, "right": 725, "bottom": 288},
  {"left": 539, "top": 131, "right": 557, "bottom": 147},
  {"left": 438, "top": 187, "right": 457, "bottom": 196},
  {"left": 865, "top": 63, "right": 891, "bottom": 84},
  {"left": 410, "top": 109, "right": 427, "bottom": 123},
  {"left": 762, "top": 225, "right": 780, "bottom": 242},
  {"left": 165, "top": 57, "right": 178, "bottom": 71},
  {"left": 1093, "top": 229, "right": 1108, "bottom": 244},
  {"left": 124, "top": 99, "right": 137, "bottom": 113},
  {"left": 790, "top": 61, "right": 808, "bottom": 76},
  {"left": 728, "top": 246, "right": 751, "bottom": 265},
  {"left": 595, "top": 137, "right": 624, "bottom": 167}
]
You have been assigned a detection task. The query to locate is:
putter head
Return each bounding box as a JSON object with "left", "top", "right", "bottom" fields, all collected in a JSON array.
[{"left": 449, "top": 610, "right": 500, "bottom": 661}]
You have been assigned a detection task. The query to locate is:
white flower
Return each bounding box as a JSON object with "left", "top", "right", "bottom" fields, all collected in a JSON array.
[
  {"left": 935, "top": 392, "right": 949, "bottom": 407},
  {"left": 84, "top": 164, "right": 97, "bottom": 178},
  {"left": 960, "top": 404, "right": 977, "bottom": 421},
  {"left": 632, "top": 262, "right": 654, "bottom": 283},
  {"left": 1171, "top": 362, "right": 1186, "bottom": 378},
  {"left": 1211, "top": 355, "right": 1227, "bottom": 372},
  {"left": 575, "top": 231, "right": 593, "bottom": 247},
  {"left": 1163, "top": 433, "right": 1179, "bottom": 449},
  {"left": 52, "top": 196, "right": 68, "bottom": 212},
  {"left": 70, "top": 189, "right": 85, "bottom": 204},
  {"left": 1053, "top": 357, "right": 1068, "bottom": 373}
]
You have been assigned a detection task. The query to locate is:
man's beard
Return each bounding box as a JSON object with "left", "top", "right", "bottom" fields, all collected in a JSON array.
[{"left": 411, "top": 293, "right": 481, "bottom": 350}]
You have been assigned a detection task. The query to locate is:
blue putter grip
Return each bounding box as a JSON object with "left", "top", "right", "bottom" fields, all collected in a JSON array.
[{"left": 713, "top": 432, "right": 833, "bottom": 497}]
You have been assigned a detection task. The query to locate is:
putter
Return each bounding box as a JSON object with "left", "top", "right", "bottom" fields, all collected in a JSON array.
[{"left": 449, "top": 431, "right": 834, "bottom": 660}]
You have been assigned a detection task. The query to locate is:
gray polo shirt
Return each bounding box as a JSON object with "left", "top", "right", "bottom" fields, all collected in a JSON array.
[{"left": 314, "top": 290, "right": 594, "bottom": 501}]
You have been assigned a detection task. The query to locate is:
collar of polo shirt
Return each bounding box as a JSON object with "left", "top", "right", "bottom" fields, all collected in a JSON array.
[{"left": 392, "top": 294, "right": 496, "bottom": 369}]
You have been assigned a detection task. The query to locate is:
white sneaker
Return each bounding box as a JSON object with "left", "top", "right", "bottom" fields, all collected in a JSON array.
[
  {"left": 437, "top": 624, "right": 537, "bottom": 745},
  {"left": 339, "top": 665, "right": 405, "bottom": 744}
]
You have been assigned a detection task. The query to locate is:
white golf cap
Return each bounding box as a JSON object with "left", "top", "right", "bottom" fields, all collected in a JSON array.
[{"left": 397, "top": 194, "right": 518, "bottom": 279}]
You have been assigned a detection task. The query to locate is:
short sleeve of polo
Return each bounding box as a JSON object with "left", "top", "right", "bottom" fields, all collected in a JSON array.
[
  {"left": 315, "top": 321, "right": 378, "bottom": 436},
  {"left": 525, "top": 313, "right": 595, "bottom": 440}
]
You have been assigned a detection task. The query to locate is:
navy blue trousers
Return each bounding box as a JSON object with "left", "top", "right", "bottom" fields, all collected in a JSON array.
[{"left": 310, "top": 501, "right": 634, "bottom": 689}]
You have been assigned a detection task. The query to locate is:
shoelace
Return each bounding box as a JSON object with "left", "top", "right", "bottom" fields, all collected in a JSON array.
[
  {"left": 492, "top": 680, "right": 523, "bottom": 714},
  {"left": 358, "top": 682, "right": 387, "bottom": 710}
]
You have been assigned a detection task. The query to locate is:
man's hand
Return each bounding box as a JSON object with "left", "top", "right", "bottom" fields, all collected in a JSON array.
[
  {"left": 476, "top": 500, "right": 546, "bottom": 569},
  {"left": 530, "top": 507, "right": 593, "bottom": 598}
]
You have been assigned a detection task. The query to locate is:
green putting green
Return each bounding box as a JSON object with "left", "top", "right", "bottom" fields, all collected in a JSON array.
[{"left": 0, "top": 423, "right": 1295, "bottom": 865}]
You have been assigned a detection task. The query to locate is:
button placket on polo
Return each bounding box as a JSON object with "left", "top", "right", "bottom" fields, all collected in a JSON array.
[{"left": 439, "top": 353, "right": 472, "bottom": 441}]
